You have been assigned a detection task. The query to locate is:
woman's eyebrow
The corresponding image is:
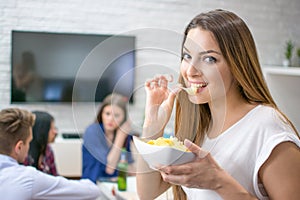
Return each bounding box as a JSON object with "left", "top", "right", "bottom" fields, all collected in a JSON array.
[
  {"left": 183, "top": 46, "right": 221, "bottom": 55},
  {"left": 200, "top": 49, "right": 221, "bottom": 55}
]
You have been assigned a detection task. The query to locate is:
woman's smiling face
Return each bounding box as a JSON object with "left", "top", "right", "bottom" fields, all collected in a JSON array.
[{"left": 180, "top": 27, "right": 235, "bottom": 105}]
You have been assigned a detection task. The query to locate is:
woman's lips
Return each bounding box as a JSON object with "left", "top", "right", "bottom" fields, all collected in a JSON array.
[
  {"left": 188, "top": 82, "right": 208, "bottom": 94},
  {"left": 105, "top": 123, "right": 114, "bottom": 128},
  {"left": 190, "top": 82, "right": 208, "bottom": 88}
]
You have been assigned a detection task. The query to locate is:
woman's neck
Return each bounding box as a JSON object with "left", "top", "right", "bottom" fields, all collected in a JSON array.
[
  {"left": 208, "top": 89, "right": 256, "bottom": 138},
  {"left": 105, "top": 130, "right": 115, "bottom": 145}
]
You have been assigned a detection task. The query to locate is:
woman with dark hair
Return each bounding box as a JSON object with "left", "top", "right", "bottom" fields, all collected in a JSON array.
[
  {"left": 24, "top": 111, "right": 58, "bottom": 176},
  {"left": 137, "top": 9, "right": 300, "bottom": 200},
  {"left": 81, "top": 93, "right": 135, "bottom": 183}
]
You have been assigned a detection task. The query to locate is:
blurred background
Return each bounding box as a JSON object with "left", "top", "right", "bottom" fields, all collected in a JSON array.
[{"left": 0, "top": 0, "right": 299, "bottom": 177}]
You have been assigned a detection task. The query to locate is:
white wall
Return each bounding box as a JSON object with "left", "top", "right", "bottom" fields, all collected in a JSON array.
[{"left": 1, "top": 0, "right": 300, "bottom": 134}]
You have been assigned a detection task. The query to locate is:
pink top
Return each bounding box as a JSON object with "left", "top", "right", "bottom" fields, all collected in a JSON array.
[{"left": 24, "top": 144, "right": 58, "bottom": 176}]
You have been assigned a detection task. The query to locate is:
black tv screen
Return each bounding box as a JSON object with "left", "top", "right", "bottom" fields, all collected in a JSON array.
[{"left": 11, "top": 30, "right": 135, "bottom": 103}]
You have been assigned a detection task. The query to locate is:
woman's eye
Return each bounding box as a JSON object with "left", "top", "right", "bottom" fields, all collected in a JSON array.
[
  {"left": 182, "top": 52, "right": 191, "bottom": 60},
  {"left": 203, "top": 56, "right": 217, "bottom": 64},
  {"left": 114, "top": 114, "right": 120, "bottom": 118}
]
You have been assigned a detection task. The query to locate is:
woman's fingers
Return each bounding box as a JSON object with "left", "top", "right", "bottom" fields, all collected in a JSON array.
[
  {"left": 184, "top": 139, "right": 222, "bottom": 169},
  {"left": 145, "top": 74, "right": 174, "bottom": 90},
  {"left": 184, "top": 139, "right": 208, "bottom": 159},
  {"left": 160, "top": 171, "right": 181, "bottom": 185},
  {"left": 157, "top": 74, "right": 172, "bottom": 89},
  {"left": 144, "top": 79, "right": 152, "bottom": 90},
  {"left": 151, "top": 78, "right": 159, "bottom": 89},
  {"left": 158, "top": 163, "right": 192, "bottom": 176}
]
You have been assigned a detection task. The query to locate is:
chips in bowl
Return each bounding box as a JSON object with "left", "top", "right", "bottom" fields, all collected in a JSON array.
[
  {"left": 133, "top": 136, "right": 196, "bottom": 168},
  {"left": 146, "top": 137, "right": 190, "bottom": 152}
]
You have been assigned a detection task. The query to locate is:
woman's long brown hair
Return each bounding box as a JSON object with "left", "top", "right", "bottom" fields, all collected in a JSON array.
[{"left": 173, "top": 9, "right": 299, "bottom": 200}]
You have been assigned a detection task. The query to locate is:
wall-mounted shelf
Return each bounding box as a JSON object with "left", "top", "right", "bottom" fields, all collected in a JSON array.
[
  {"left": 262, "top": 65, "right": 300, "bottom": 132},
  {"left": 262, "top": 66, "right": 300, "bottom": 76}
]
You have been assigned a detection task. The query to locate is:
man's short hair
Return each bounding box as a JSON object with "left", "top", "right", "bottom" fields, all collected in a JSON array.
[{"left": 0, "top": 108, "right": 35, "bottom": 155}]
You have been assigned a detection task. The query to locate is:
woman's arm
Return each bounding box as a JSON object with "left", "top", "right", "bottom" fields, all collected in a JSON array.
[
  {"left": 136, "top": 75, "right": 179, "bottom": 199},
  {"left": 136, "top": 115, "right": 173, "bottom": 200},
  {"left": 81, "top": 145, "right": 100, "bottom": 183},
  {"left": 105, "top": 121, "right": 131, "bottom": 174},
  {"left": 259, "top": 141, "right": 300, "bottom": 200}
]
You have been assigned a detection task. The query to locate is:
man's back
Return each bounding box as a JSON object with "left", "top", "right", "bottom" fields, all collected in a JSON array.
[{"left": 0, "top": 154, "right": 100, "bottom": 200}]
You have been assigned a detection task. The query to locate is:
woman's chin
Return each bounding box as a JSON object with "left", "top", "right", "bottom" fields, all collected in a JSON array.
[
  {"left": 104, "top": 126, "right": 117, "bottom": 132},
  {"left": 188, "top": 95, "right": 207, "bottom": 105}
]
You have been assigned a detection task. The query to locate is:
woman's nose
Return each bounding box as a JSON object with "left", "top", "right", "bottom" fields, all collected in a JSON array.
[
  {"left": 107, "top": 115, "right": 115, "bottom": 122},
  {"left": 54, "top": 127, "right": 58, "bottom": 135},
  {"left": 186, "top": 61, "right": 202, "bottom": 77}
]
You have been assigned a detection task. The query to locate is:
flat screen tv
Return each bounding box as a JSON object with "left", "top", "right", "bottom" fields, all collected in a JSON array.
[{"left": 11, "top": 30, "right": 135, "bottom": 103}]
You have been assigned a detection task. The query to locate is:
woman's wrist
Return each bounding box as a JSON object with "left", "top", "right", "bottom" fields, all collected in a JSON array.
[
  {"left": 142, "top": 124, "right": 164, "bottom": 139},
  {"left": 114, "top": 130, "right": 128, "bottom": 147},
  {"left": 215, "top": 170, "right": 257, "bottom": 200}
]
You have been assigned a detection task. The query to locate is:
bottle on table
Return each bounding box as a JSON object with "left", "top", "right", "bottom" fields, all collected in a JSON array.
[{"left": 117, "top": 148, "right": 128, "bottom": 191}]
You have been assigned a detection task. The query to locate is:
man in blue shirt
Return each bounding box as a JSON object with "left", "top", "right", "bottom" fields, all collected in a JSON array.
[{"left": 0, "top": 108, "right": 101, "bottom": 200}]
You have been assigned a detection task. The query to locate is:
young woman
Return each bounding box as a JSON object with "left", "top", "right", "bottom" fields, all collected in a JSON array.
[
  {"left": 24, "top": 111, "right": 58, "bottom": 176},
  {"left": 82, "top": 93, "right": 134, "bottom": 183},
  {"left": 137, "top": 9, "right": 300, "bottom": 200}
]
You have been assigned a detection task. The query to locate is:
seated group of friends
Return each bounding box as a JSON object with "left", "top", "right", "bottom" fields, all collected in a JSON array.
[{"left": 0, "top": 93, "right": 135, "bottom": 200}]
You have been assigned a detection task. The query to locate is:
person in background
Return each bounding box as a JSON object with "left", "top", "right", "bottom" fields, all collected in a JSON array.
[
  {"left": 0, "top": 108, "right": 100, "bottom": 200},
  {"left": 23, "top": 111, "right": 58, "bottom": 176},
  {"left": 137, "top": 9, "right": 300, "bottom": 200},
  {"left": 12, "top": 51, "right": 43, "bottom": 101},
  {"left": 82, "top": 93, "right": 135, "bottom": 183}
]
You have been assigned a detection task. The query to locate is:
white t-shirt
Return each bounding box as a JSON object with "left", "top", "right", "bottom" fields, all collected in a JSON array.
[
  {"left": 182, "top": 105, "right": 300, "bottom": 200},
  {"left": 0, "top": 154, "right": 101, "bottom": 200}
]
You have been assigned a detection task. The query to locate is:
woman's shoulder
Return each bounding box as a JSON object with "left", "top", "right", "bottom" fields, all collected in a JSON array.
[
  {"left": 252, "top": 104, "right": 276, "bottom": 115},
  {"left": 86, "top": 122, "right": 100, "bottom": 129},
  {"left": 84, "top": 123, "right": 102, "bottom": 134},
  {"left": 83, "top": 123, "right": 105, "bottom": 141},
  {"left": 250, "top": 105, "right": 286, "bottom": 125},
  {"left": 247, "top": 105, "right": 297, "bottom": 137}
]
